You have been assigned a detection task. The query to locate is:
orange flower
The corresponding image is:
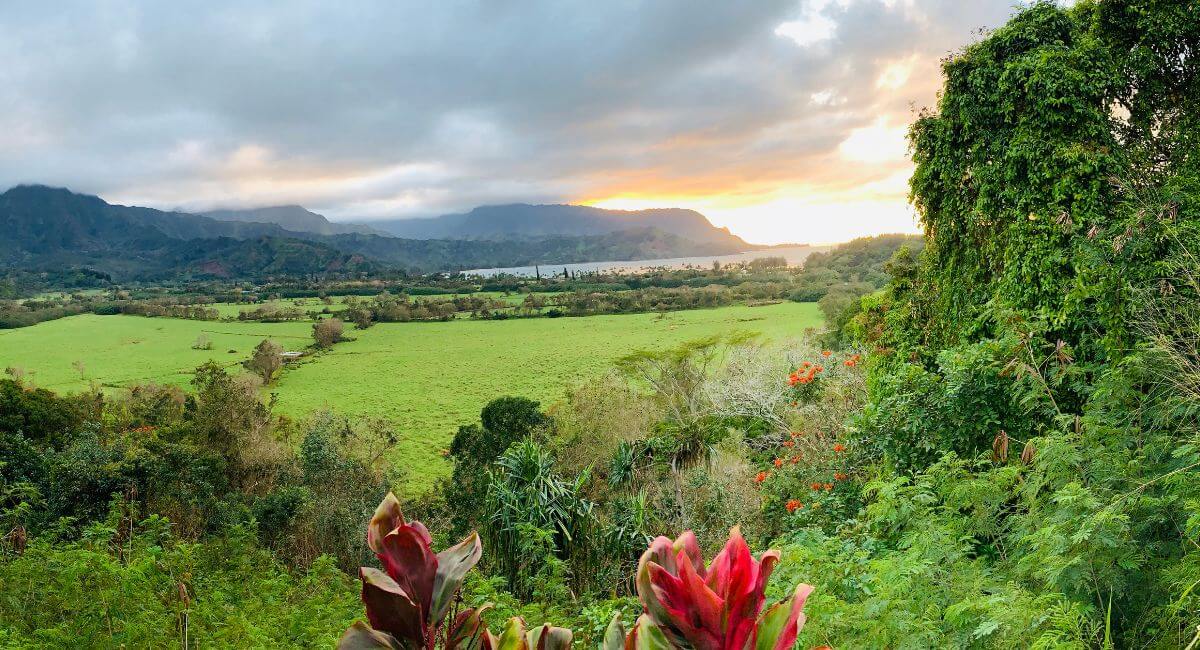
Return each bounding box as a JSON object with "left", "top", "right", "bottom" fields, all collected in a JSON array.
[
  {"left": 790, "top": 455, "right": 801, "bottom": 464},
  {"left": 810, "top": 482, "right": 821, "bottom": 491},
  {"left": 834, "top": 472, "right": 848, "bottom": 481},
  {"left": 773, "top": 458, "right": 784, "bottom": 468},
  {"left": 785, "top": 499, "right": 801, "bottom": 513},
  {"left": 833, "top": 443, "right": 845, "bottom": 453},
  {"left": 755, "top": 472, "right": 767, "bottom": 483},
  {"left": 782, "top": 440, "right": 795, "bottom": 448},
  {"left": 824, "top": 483, "right": 833, "bottom": 491},
  {"left": 814, "top": 365, "right": 824, "bottom": 373},
  {"left": 822, "top": 350, "right": 831, "bottom": 357},
  {"left": 844, "top": 359, "right": 856, "bottom": 367}
]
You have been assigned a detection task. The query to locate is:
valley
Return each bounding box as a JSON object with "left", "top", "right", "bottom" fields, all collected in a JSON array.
[
  {"left": 1, "top": 2, "right": 1195, "bottom": 647},
  {"left": 0, "top": 302, "right": 822, "bottom": 489}
]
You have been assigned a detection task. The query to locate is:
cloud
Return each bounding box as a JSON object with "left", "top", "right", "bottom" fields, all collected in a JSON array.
[{"left": 0, "top": 0, "right": 1024, "bottom": 242}]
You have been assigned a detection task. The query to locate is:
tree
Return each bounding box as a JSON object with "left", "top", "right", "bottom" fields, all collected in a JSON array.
[
  {"left": 479, "top": 396, "right": 547, "bottom": 447},
  {"left": 905, "top": 0, "right": 1199, "bottom": 364},
  {"left": 188, "top": 362, "right": 273, "bottom": 482},
  {"left": 347, "top": 306, "right": 373, "bottom": 330},
  {"left": 0, "top": 378, "right": 81, "bottom": 448},
  {"left": 445, "top": 397, "right": 549, "bottom": 538},
  {"left": 312, "top": 318, "right": 344, "bottom": 348},
  {"left": 246, "top": 339, "right": 283, "bottom": 384}
]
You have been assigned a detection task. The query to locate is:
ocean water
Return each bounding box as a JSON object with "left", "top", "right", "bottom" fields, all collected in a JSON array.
[{"left": 463, "top": 245, "right": 828, "bottom": 278}]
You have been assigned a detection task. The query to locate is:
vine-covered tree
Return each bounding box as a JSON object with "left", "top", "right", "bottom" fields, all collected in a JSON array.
[{"left": 897, "top": 0, "right": 1198, "bottom": 365}]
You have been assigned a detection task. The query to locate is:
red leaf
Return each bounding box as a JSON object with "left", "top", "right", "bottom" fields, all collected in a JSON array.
[
  {"left": 672, "top": 531, "right": 705, "bottom": 579},
  {"left": 367, "top": 493, "right": 406, "bottom": 554},
  {"left": 378, "top": 525, "right": 438, "bottom": 622},
  {"left": 361, "top": 567, "right": 425, "bottom": 647},
  {"left": 648, "top": 561, "right": 723, "bottom": 650}
]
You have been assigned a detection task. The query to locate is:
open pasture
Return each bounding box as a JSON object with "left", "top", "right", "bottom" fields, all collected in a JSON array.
[
  {"left": 0, "top": 302, "right": 822, "bottom": 488},
  {"left": 0, "top": 314, "right": 313, "bottom": 390}
]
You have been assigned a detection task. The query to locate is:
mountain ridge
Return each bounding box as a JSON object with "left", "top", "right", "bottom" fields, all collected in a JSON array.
[
  {"left": 358, "top": 203, "right": 752, "bottom": 249},
  {"left": 201, "top": 205, "right": 390, "bottom": 237},
  {"left": 0, "top": 185, "right": 756, "bottom": 280}
]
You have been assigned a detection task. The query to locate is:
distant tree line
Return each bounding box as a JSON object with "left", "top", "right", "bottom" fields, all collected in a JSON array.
[{"left": 0, "top": 234, "right": 922, "bottom": 329}]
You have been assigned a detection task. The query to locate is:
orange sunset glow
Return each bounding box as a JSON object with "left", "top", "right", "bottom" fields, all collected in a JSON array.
[{"left": 0, "top": 1, "right": 1033, "bottom": 245}]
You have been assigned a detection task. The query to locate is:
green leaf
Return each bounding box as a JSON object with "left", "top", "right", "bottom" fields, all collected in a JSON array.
[
  {"left": 430, "top": 531, "right": 483, "bottom": 624},
  {"left": 493, "top": 617, "right": 529, "bottom": 650},
  {"left": 754, "top": 584, "right": 812, "bottom": 650},
  {"left": 628, "top": 615, "right": 672, "bottom": 650},
  {"left": 971, "top": 620, "right": 1000, "bottom": 640},
  {"left": 601, "top": 613, "right": 626, "bottom": 650}
]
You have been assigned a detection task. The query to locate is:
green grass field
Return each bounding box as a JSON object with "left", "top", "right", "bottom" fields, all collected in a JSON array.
[
  {"left": 0, "top": 302, "right": 821, "bottom": 490},
  {"left": 206, "top": 290, "right": 551, "bottom": 320},
  {"left": 0, "top": 315, "right": 314, "bottom": 389}
]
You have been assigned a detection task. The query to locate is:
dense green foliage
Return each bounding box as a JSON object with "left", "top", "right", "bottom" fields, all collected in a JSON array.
[
  {"left": 805, "top": 1, "right": 1200, "bottom": 645},
  {"left": 0, "top": 524, "right": 360, "bottom": 647}
]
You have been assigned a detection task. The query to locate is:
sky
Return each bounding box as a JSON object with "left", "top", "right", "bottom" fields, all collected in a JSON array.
[{"left": 0, "top": 1, "right": 1028, "bottom": 244}]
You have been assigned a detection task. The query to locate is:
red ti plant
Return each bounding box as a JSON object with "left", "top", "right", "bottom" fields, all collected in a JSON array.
[
  {"left": 339, "top": 492, "right": 487, "bottom": 650},
  {"left": 339, "top": 493, "right": 573, "bottom": 650},
  {"left": 606, "top": 527, "right": 813, "bottom": 650}
]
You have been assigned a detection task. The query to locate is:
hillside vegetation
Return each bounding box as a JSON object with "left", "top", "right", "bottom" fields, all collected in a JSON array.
[
  {"left": 0, "top": 186, "right": 753, "bottom": 281},
  {"left": 0, "top": 1, "right": 1195, "bottom": 648},
  {"left": 0, "top": 303, "right": 822, "bottom": 490}
]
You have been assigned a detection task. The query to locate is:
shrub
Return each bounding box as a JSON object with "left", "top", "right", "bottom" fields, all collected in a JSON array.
[
  {"left": 313, "top": 318, "right": 345, "bottom": 348},
  {"left": 856, "top": 340, "right": 1030, "bottom": 473},
  {"left": 246, "top": 338, "right": 283, "bottom": 383}
]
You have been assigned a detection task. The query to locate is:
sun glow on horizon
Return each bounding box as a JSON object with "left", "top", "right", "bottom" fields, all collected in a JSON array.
[{"left": 583, "top": 186, "right": 921, "bottom": 246}]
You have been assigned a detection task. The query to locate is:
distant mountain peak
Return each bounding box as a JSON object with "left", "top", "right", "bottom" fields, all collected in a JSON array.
[
  {"left": 202, "top": 204, "right": 389, "bottom": 237},
  {"left": 0, "top": 185, "right": 758, "bottom": 282},
  {"left": 365, "top": 202, "right": 749, "bottom": 249}
]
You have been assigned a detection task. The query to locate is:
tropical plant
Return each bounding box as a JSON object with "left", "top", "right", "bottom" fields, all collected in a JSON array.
[
  {"left": 339, "top": 493, "right": 572, "bottom": 650},
  {"left": 484, "top": 439, "right": 595, "bottom": 599},
  {"left": 603, "top": 528, "right": 813, "bottom": 650}
]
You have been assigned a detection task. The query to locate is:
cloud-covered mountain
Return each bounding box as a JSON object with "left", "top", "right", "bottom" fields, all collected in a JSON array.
[
  {"left": 202, "top": 205, "right": 390, "bottom": 237},
  {"left": 364, "top": 204, "right": 750, "bottom": 248},
  {"left": 0, "top": 186, "right": 755, "bottom": 281},
  {"left": 0, "top": 3, "right": 1018, "bottom": 244},
  {"left": 0, "top": 185, "right": 375, "bottom": 279}
]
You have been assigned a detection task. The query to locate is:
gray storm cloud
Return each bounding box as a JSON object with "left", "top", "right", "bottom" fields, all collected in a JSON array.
[{"left": 0, "top": 1, "right": 1022, "bottom": 224}]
